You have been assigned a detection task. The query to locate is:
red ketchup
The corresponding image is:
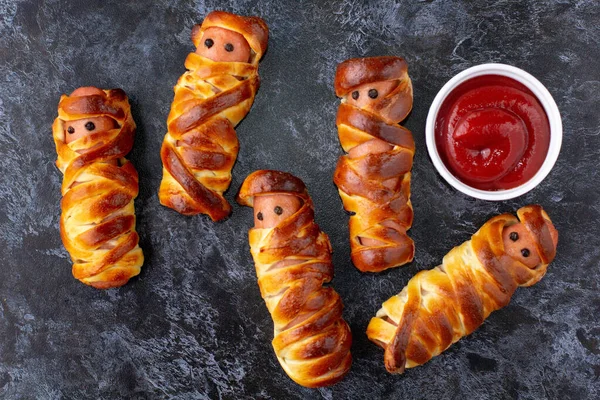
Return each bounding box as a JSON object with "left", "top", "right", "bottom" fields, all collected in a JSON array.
[{"left": 435, "top": 75, "right": 550, "bottom": 190}]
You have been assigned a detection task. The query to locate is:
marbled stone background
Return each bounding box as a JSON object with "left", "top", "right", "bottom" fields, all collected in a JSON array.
[{"left": 1, "top": 0, "right": 599, "bottom": 398}]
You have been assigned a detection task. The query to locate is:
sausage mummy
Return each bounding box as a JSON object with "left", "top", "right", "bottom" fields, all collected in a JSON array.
[
  {"left": 158, "top": 11, "right": 268, "bottom": 220},
  {"left": 367, "top": 205, "right": 558, "bottom": 373},
  {"left": 237, "top": 170, "right": 352, "bottom": 388},
  {"left": 333, "top": 56, "right": 416, "bottom": 273},
  {"left": 52, "top": 87, "right": 143, "bottom": 289}
]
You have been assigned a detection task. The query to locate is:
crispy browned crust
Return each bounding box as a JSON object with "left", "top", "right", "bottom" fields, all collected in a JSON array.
[
  {"left": 333, "top": 56, "right": 415, "bottom": 272},
  {"left": 191, "top": 11, "right": 268, "bottom": 60},
  {"left": 237, "top": 170, "right": 352, "bottom": 388},
  {"left": 367, "top": 205, "right": 558, "bottom": 374},
  {"left": 52, "top": 88, "right": 143, "bottom": 289},
  {"left": 335, "top": 56, "right": 407, "bottom": 94},
  {"left": 237, "top": 170, "right": 307, "bottom": 206},
  {"left": 158, "top": 11, "right": 268, "bottom": 220}
]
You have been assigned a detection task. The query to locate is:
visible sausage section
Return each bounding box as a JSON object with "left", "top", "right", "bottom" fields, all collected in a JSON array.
[
  {"left": 253, "top": 194, "right": 302, "bottom": 229},
  {"left": 502, "top": 223, "right": 541, "bottom": 268},
  {"left": 344, "top": 80, "right": 397, "bottom": 109},
  {"left": 347, "top": 138, "right": 392, "bottom": 159},
  {"left": 63, "top": 87, "right": 118, "bottom": 144},
  {"left": 64, "top": 116, "right": 117, "bottom": 144},
  {"left": 195, "top": 26, "right": 251, "bottom": 63}
]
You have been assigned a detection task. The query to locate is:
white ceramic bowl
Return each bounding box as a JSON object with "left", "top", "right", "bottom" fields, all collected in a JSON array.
[{"left": 425, "top": 63, "right": 562, "bottom": 201}]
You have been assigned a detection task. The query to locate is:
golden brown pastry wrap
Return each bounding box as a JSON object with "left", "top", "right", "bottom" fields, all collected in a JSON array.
[
  {"left": 52, "top": 87, "right": 143, "bottom": 289},
  {"left": 159, "top": 11, "right": 268, "bottom": 220},
  {"left": 333, "top": 56, "right": 415, "bottom": 272},
  {"left": 237, "top": 170, "right": 352, "bottom": 387},
  {"left": 367, "top": 205, "right": 558, "bottom": 373}
]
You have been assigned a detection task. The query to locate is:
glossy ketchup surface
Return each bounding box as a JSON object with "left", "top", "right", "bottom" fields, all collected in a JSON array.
[{"left": 435, "top": 75, "right": 550, "bottom": 190}]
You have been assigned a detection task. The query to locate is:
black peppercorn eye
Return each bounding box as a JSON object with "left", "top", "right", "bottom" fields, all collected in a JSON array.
[
  {"left": 225, "top": 43, "right": 234, "bottom": 52},
  {"left": 352, "top": 91, "right": 359, "bottom": 100},
  {"left": 509, "top": 232, "right": 519, "bottom": 241},
  {"left": 368, "top": 89, "right": 378, "bottom": 99},
  {"left": 204, "top": 38, "right": 214, "bottom": 48},
  {"left": 521, "top": 248, "right": 530, "bottom": 257},
  {"left": 85, "top": 121, "right": 95, "bottom": 131},
  {"left": 257, "top": 212, "right": 263, "bottom": 221},
  {"left": 67, "top": 126, "right": 75, "bottom": 134},
  {"left": 274, "top": 206, "right": 283, "bottom": 215}
]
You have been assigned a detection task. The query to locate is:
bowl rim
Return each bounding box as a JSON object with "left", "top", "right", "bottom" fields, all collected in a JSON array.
[{"left": 425, "top": 63, "right": 562, "bottom": 201}]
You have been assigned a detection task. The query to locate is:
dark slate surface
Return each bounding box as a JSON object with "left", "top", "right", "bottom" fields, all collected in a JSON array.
[{"left": 1, "top": 0, "right": 599, "bottom": 398}]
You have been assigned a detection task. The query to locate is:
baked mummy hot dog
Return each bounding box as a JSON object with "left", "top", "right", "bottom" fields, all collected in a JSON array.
[
  {"left": 237, "top": 170, "right": 352, "bottom": 388},
  {"left": 52, "top": 87, "right": 143, "bottom": 289},
  {"left": 333, "top": 56, "right": 416, "bottom": 273},
  {"left": 158, "top": 11, "right": 268, "bottom": 220},
  {"left": 367, "top": 205, "right": 558, "bottom": 373}
]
